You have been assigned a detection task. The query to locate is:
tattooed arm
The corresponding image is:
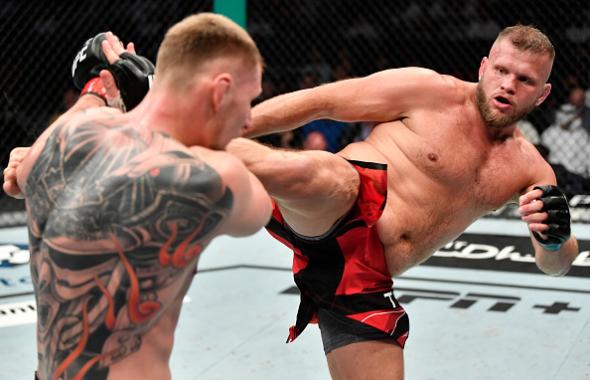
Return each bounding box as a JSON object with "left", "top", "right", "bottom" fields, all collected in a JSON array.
[{"left": 189, "top": 146, "right": 272, "bottom": 236}]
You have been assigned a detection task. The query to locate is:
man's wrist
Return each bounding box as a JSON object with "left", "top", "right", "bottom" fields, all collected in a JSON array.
[
  {"left": 80, "top": 92, "right": 107, "bottom": 106},
  {"left": 539, "top": 242, "right": 563, "bottom": 251},
  {"left": 80, "top": 77, "right": 107, "bottom": 105}
]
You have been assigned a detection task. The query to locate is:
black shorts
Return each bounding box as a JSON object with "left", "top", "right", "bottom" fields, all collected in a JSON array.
[{"left": 317, "top": 308, "right": 402, "bottom": 354}]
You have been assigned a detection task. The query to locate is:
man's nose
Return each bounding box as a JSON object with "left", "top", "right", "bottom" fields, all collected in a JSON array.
[{"left": 501, "top": 76, "right": 516, "bottom": 94}]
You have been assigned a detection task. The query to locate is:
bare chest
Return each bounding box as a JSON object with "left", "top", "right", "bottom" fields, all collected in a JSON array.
[{"left": 402, "top": 121, "right": 527, "bottom": 209}]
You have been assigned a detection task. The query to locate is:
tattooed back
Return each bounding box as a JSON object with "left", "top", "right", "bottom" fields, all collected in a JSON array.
[{"left": 22, "top": 110, "right": 234, "bottom": 380}]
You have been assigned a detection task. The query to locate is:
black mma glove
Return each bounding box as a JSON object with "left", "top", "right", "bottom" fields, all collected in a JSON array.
[
  {"left": 71, "top": 32, "right": 154, "bottom": 111},
  {"left": 72, "top": 33, "right": 109, "bottom": 90},
  {"left": 532, "top": 185, "right": 571, "bottom": 251},
  {"left": 71, "top": 33, "right": 110, "bottom": 102},
  {"left": 109, "top": 52, "right": 154, "bottom": 111}
]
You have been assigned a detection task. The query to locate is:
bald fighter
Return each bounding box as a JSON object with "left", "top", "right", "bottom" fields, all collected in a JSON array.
[{"left": 227, "top": 25, "right": 579, "bottom": 379}]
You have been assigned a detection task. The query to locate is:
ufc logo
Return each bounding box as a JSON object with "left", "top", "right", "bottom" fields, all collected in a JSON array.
[{"left": 71, "top": 40, "right": 90, "bottom": 77}]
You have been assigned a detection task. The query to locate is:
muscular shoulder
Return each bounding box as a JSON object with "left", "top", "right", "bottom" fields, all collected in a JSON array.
[
  {"left": 19, "top": 109, "right": 124, "bottom": 193},
  {"left": 436, "top": 73, "right": 473, "bottom": 105},
  {"left": 371, "top": 67, "right": 466, "bottom": 104},
  {"left": 78, "top": 106, "right": 122, "bottom": 118},
  {"left": 375, "top": 67, "right": 455, "bottom": 89},
  {"left": 54, "top": 105, "right": 122, "bottom": 130}
]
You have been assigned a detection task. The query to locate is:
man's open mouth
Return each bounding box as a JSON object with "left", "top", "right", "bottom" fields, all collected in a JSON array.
[{"left": 494, "top": 96, "right": 512, "bottom": 106}]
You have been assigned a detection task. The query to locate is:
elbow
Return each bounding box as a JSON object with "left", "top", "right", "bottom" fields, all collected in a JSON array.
[{"left": 228, "top": 198, "right": 272, "bottom": 238}]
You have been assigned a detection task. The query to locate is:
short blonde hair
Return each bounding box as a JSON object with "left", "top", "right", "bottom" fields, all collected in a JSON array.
[
  {"left": 496, "top": 25, "right": 555, "bottom": 61},
  {"left": 155, "top": 13, "right": 263, "bottom": 81}
]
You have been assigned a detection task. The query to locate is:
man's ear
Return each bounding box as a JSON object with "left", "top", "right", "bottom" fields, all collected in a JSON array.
[
  {"left": 478, "top": 57, "right": 488, "bottom": 81},
  {"left": 211, "top": 73, "right": 232, "bottom": 112},
  {"left": 535, "top": 83, "right": 552, "bottom": 106}
]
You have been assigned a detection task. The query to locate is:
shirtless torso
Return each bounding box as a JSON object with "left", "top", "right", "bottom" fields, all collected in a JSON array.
[
  {"left": 226, "top": 25, "right": 577, "bottom": 380},
  {"left": 19, "top": 106, "right": 268, "bottom": 380},
  {"left": 338, "top": 79, "right": 548, "bottom": 276},
  {"left": 3, "top": 13, "right": 270, "bottom": 380}
]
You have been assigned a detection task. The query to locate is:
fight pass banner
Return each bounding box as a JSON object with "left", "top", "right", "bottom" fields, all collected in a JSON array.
[
  {"left": 426, "top": 234, "right": 590, "bottom": 278},
  {"left": 485, "top": 194, "right": 590, "bottom": 224}
]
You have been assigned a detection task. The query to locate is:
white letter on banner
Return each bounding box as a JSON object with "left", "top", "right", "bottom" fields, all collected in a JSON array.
[{"left": 458, "top": 244, "right": 498, "bottom": 259}]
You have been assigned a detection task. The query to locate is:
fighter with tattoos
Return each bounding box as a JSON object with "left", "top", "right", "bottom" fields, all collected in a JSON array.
[{"left": 11, "top": 14, "right": 270, "bottom": 380}]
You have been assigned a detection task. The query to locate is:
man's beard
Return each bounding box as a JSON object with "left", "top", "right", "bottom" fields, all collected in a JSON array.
[{"left": 476, "top": 83, "right": 534, "bottom": 129}]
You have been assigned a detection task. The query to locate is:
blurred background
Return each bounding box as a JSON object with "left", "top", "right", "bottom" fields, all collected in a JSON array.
[{"left": 1, "top": 0, "right": 589, "bottom": 226}]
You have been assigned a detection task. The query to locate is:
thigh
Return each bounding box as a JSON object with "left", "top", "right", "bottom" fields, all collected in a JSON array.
[
  {"left": 326, "top": 340, "right": 404, "bottom": 380},
  {"left": 277, "top": 151, "right": 360, "bottom": 237},
  {"left": 318, "top": 308, "right": 405, "bottom": 380}
]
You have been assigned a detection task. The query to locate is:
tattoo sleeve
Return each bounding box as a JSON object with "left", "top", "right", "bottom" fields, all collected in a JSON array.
[{"left": 25, "top": 120, "right": 233, "bottom": 380}]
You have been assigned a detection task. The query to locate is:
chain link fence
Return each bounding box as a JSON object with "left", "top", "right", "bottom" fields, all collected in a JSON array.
[
  {"left": 249, "top": 0, "right": 590, "bottom": 191},
  {"left": 1, "top": 0, "right": 589, "bottom": 226},
  {"left": 0, "top": 0, "right": 214, "bottom": 225}
]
